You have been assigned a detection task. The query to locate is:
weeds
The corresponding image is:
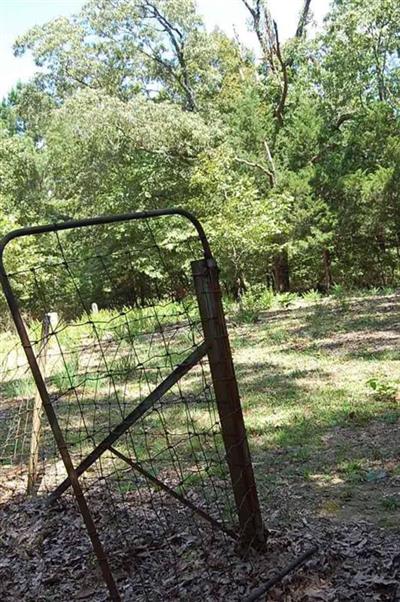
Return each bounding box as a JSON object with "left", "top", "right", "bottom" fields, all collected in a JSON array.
[
  {"left": 236, "top": 286, "right": 274, "bottom": 323},
  {"left": 302, "top": 289, "right": 322, "bottom": 303},
  {"left": 381, "top": 496, "right": 400, "bottom": 511},
  {"left": 331, "top": 284, "right": 349, "bottom": 310},
  {"left": 276, "top": 292, "right": 297, "bottom": 308},
  {"left": 366, "top": 377, "right": 398, "bottom": 403},
  {"left": 1, "top": 376, "right": 37, "bottom": 399}
]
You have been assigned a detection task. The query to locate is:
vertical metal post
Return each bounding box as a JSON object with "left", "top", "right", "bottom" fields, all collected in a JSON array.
[
  {"left": 27, "top": 313, "right": 50, "bottom": 494},
  {"left": 192, "top": 258, "right": 265, "bottom": 550}
]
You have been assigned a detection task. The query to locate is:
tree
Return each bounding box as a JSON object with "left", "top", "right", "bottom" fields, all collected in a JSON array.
[
  {"left": 2, "top": 0, "right": 400, "bottom": 310},
  {"left": 14, "top": 0, "right": 241, "bottom": 112},
  {"left": 310, "top": 0, "right": 400, "bottom": 285}
]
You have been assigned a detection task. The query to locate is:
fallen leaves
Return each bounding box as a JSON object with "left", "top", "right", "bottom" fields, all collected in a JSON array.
[{"left": 1, "top": 488, "right": 399, "bottom": 601}]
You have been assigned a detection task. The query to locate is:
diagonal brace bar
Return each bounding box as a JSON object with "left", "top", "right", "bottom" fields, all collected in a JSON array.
[
  {"left": 109, "top": 446, "right": 237, "bottom": 540},
  {"left": 49, "top": 341, "right": 209, "bottom": 503}
]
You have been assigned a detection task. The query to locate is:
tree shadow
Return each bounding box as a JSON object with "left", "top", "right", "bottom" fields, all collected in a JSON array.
[{"left": 277, "top": 296, "right": 400, "bottom": 359}]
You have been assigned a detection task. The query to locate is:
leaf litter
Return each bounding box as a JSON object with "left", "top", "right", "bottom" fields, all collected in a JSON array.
[{"left": 0, "top": 485, "right": 399, "bottom": 601}]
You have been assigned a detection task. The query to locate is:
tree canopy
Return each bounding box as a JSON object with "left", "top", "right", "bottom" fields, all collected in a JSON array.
[{"left": 1, "top": 0, "right": 400, "bottom": 315}]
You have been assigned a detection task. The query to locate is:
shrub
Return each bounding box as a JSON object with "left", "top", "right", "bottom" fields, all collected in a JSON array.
[
  {"left": 276, "top": 292, "right": 298, "bottom": 308},
  {"left": 302, "top": 289, "right": 322, "bottom": 303},
  {"left": 236, "top": 285, "right": 274, "bottom": 323},
  {"left": 331, "top": 283, "right": 349, "bottom": 310}
]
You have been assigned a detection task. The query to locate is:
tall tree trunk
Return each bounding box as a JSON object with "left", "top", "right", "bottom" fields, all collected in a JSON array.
[
  {"left": 232, "top": 272, "right": 248, "bottom": 302},
  {"left": 272, "top": 249, "right": 290, "bottom": 292},
  {"left": 323, "top": 248, "right": 333, "bottom": 292},
  {"left": 376, "top": 233, "right": 387, "bottom": 287}
]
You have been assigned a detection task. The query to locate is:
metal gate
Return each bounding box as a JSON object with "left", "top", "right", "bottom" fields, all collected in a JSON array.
[{"left": 0, "top": 209, "right": 265, "bottom": 600}]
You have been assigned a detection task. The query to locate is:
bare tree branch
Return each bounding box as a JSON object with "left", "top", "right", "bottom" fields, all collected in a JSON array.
[
  {"left": 295, "top": 0, "right": 313, "bottom": 39},
  {"left": 241, "top": 0, "right": 257, "bottom": 16},
  {"left": 234, "top": 155, "right": 275, "bottom": 187},
  {"left": 141, "top": 0, "right": 184, "bottom": 40},
  {"left": 273, "top": 20, "right": 288, "bottom": 126},
  {"left": 310, "top": 114, "right": 357, "bottom": 164},
  {"left": 263, "top": 140, "right": 276, "bottom": 184},
  {"left": 335, "top": 112, "right": 356, "bottom": 129},
  {"left": 140, "top": 0, "right": 198, "bottom": 111},
  {"left": 241, "top": 2, "right": 288, "bottom": 126},
  {"left": 241, "top": 0, "right": 276, "bottom": 72}
]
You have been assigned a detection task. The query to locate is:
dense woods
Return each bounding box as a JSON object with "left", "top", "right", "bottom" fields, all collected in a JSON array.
[{"left": 1, "top": 0, "right": 400, "bottom": 314}]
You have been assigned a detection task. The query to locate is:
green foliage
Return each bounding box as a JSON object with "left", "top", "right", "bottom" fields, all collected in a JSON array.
[
  {"left": 2, "top": 376, "right": 37, "bottom": 399},
  {"left": 1, "top": 0, "right": 400, "bottom": 316},
  {"left": 381, "top": 496, "right": 400, "bottom": 511},
  {"left": 50, "top": 357, "right": 80, "bottom": 391},
  {"left": 236, "top": 285, "right": 275, "bottom": 323},
  {"left": 276, "top": 292, "right": 297, "bottom": 308},
  {"left": 302, "top": 289, "right": 322, "bottom": 303},
  {"left": 95, "top": 302, "right": 197, "bottom": 342},
  {"left": 366, "top": 377, "right": 398, "bottom": 403},
  {"left": 331, "top": 284, "right": 350, "bottom": 311}
]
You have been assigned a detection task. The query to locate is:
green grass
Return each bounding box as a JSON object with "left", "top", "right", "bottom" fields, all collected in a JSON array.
[
  {"left": 228, "top": 292, "right": 400, "bottom": 525},
  {"left": 1, "top": 290, "right": 400, "bottom": 527},
  {"left": 1, "top": 376, "right": 37, "bottom": 399},
  {"left": 381, "top": 496, "right": 400, "bottom": 511}
]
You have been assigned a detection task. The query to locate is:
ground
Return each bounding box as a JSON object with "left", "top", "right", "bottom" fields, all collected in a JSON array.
[
  {"left": 0, "top": 292, "right": 399, "bottom": 600},
  {"left": 231, "top": 292, "right": 400, "bottom": 599},
  {"left": 232, "top": 293, "right": 400, "bottom": 530}
]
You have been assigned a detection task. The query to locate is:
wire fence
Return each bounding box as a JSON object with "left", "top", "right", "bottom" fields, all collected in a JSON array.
[
  {"left": 0, "top": 211, "right": 269, "bottom": 601},
  {"left": 3, "top": 213, "right": 396, "bottom": 600}
]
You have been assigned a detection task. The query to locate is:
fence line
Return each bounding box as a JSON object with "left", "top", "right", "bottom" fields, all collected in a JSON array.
[{"left": 0, "top": 210, "right": 267, "bottom": 600}]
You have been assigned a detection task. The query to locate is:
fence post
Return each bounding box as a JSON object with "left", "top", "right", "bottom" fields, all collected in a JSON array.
[
  {"left": 27, "top": 313, "right": 52, "bottom": 494},
  {"left": 191, "top": 258, "right": 266, "bottom": 550}
]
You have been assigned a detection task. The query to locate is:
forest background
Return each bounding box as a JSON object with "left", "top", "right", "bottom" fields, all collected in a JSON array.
[{"left": 1, "top": 0, "right": 399, "bottom": 315}]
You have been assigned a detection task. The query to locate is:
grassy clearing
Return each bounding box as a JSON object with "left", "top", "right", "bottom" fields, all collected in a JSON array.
[
  {"left": 230, "top": 292, "right": 400, "bottom": 527},
  {"left": 1, "top": 291, "right": 399, "bottom": 529}
]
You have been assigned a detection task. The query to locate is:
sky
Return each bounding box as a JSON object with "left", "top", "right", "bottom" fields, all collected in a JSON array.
[{"left": 0, "top": 0, "right": 331, "bottom": 100}]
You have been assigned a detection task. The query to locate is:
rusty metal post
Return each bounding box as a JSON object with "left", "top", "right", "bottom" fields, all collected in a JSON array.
[
  {"left": 192, "top": 258, "right": 265, "bottom": 550},
  {"left": 27, "top": 313, "right": 51, "bottom": 494},
  {"left": 0, "top": 265, "right": 121, "bottom": 601}
]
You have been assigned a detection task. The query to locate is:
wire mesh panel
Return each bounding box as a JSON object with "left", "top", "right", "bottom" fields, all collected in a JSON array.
[{"left": 0, "top": 211, "right": 266, "bottom": 601}]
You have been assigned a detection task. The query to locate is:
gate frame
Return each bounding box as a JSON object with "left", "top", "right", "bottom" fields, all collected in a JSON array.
[{"left": 0, "top": 209, "right": 265, "bottom": 600}]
